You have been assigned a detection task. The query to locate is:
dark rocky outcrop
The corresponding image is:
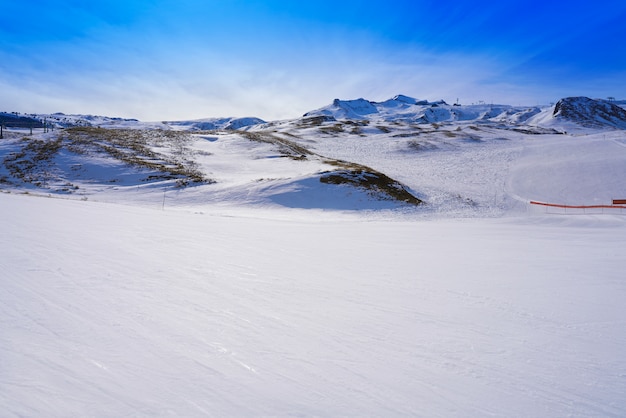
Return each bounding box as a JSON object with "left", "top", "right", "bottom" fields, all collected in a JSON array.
[{"left": 553, "top": 97, "right": 626, "bottom": 129}]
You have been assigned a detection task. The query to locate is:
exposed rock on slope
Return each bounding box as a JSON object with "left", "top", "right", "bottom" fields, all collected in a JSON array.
[{"left": 553, "top": 97, "right": 626, "bottom": 129}]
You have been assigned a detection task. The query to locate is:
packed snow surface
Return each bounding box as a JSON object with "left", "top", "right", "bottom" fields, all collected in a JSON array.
[
  {"left": 2, "top": 96, "right": 626, "bottom": 417},
  {"left": 2, "top": 194, "right": 625, "bottom": 417}
]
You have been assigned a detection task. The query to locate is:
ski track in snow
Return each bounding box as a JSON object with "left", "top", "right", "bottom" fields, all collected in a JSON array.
[{"left": 1, "top": 192, "right": 626, "bottom": 417}]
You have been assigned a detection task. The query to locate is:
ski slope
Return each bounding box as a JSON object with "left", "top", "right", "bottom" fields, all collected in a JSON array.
[
  {"left": 2, "top": 193, "right": 625, "bottom": 417},
  {"left": 2, "top": 97, "right": 626, "bottom": 416}
]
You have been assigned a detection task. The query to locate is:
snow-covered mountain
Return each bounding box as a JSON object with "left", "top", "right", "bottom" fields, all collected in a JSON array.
[
  {"left": 552, "top": 96, "right": 626, "bottom": 129},
  {"left": 303, "top": 94, "right": 542, "bottom": 125},
  {"left": 8, "top": 95, "right": 625, "bottom": 133},
  {"left": 302, "top": 94, "right": 626, "bottom": 131}
]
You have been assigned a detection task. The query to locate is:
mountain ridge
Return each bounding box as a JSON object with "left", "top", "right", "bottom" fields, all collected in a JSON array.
[
  {"left": 302, "top": 95, "right": 626, "bottom": 130},
  {"left": 4, "top": 95, "right": 626, "bottom": 131}
]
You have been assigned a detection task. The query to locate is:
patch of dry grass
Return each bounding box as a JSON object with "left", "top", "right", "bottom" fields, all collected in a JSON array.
[
  {"left": 321, "top": 159, "right": 422, "bottom": 205},
  {"left": 2, "top": 127, "right": 212, "bottom": 191},
  {"left": 63, "top": 127, "right": 210, "bottom": 186}
]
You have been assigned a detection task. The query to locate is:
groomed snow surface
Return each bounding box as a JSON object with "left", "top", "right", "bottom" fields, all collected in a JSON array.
[{"left": 2, "top": 125, "right": 626, "bottom": 416}]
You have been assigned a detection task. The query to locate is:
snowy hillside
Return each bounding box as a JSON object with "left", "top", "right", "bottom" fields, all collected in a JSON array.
[
  {"left": 3, "top": 94, "right": 626, "bottom": 213},
  {"left": 4, "top": 111, "right": 265, "bottom": 131},
  {"left": 165, "top": 116, "right": 266, "bottom": 131},
  {"left": 552, "top": 96, "right": 626, "bottom": 129},
  {"left": 1, "top": 95, "right": 626, "bottom": 417}
]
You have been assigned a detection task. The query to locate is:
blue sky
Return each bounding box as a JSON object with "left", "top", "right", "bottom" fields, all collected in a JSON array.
[{"left": 1, "top": 0, "right": 625, "bottom": 121}]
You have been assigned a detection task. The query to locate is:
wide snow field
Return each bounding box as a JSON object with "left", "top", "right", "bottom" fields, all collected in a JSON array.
[{"left": 1, "top": 192, "right": 625, "bottom": 417}]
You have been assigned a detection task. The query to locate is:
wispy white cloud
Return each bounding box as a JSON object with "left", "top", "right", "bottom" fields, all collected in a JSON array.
[
  {"left": 1, "top": 0, "right": 625, "bottom": 120},
  {"left": 0, "top": 41, "right": 553, "bottom": 120}
]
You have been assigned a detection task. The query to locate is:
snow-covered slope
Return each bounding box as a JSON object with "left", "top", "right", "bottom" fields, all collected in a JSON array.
[
  {"left": 552, "top": 96, "right": 626, "bottom": 129},
  {"left": 165, "top": 116, "right": 266, "bottom": 131},
  {"left": 0, "top": 127, "right": 422, "bottom": 210},
  {"left": 2, "top": 188, "right": 625, "bottom": 417},
  {"left": 2, "top": 94, "right": 626, "bottom": 416},
  {"left": 2, "top": 93, "right": 626, "bottom": 214},
  {"left": 33, "top": 112, "right": 143, "bottom": 128}
]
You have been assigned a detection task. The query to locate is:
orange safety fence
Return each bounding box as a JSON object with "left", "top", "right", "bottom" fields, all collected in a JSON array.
[{"left": 530, "top": 201, "right": 626, "bottom": 209}]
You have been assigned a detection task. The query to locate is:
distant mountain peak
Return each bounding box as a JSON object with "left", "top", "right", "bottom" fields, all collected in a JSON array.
[
  {"left": 391, "top": 94, "right": 418, "bottom": 104},
  {"left": 332, "top": 98, "right": 378, "bottom": 116},
  {"left": 303, "top": 95, "right": 534, "bottom": 125}
]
